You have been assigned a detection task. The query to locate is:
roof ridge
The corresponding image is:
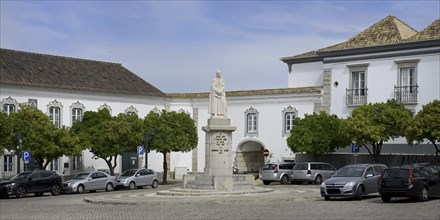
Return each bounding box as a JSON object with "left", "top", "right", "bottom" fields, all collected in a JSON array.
[{"left": 0, "top": 48, "right": 122, "bottom": 65}]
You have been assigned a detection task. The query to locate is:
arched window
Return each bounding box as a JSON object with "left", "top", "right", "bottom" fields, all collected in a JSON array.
[
  {"left": 1, "top": 97, "right": 19, "bottom": 115},
  {"left": 47, "top": 100, "right": 63, "bottom": 127},
  {"left": 70, "top": 101, "right": 85, "bottom": 124},
  {"left": 282, "top": 105, "right": 298, "bottom": 136}
]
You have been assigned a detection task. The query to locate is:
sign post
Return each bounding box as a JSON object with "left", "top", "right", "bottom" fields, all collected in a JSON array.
[{"left": 351, "top": 143, "right": 359, "bottom": 164}]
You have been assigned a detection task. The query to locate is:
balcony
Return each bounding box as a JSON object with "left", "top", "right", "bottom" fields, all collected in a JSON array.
[
  {"left": 346, "top": 88, "right": 368, "bottom": 106},
  {"left": 394, "top": 85, "right": 418, "bottom": 103}
]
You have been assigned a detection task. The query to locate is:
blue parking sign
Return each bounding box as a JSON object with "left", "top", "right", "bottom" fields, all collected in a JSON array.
[
  {"left": 137, "top": 146, "right": 145, "bottom": 155},
  {"left": 351, "top": 143, "right": 360, "bottom": 153},
  {"left": 22, "top": 150, "right": 31, "bottom": 161}
]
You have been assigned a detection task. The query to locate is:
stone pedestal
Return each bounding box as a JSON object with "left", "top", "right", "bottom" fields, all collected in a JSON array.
[{"left": 182, "top": 118, "right": 255, "bottom": 191}]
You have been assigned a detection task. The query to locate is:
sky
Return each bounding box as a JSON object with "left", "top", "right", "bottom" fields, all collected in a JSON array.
[{"left": 1, "top": 1, "right": 439, "bottom": 93}]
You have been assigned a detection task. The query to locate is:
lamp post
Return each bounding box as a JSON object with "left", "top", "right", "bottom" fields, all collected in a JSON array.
[
  {"left": 144, "top": 130, "right": 155, "bottom": 169},
  {"left": 15, "top": 133, "right": 23, "bottom": 174}
]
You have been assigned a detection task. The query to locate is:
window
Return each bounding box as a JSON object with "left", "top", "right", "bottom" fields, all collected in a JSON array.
[
  {"left": 244, "top": 107, "right": 259, "bottom": 137},
  {"left": 282, "top": 106, "right": 298, "bottom": 136},
  {"left": 125, "top": 105, "right": 138, "bottom": 116},
  {"left": 70, "top": 101, "right": 85, "bottom": 124},
  {"left": 395, "top": 60, "right": 419, "bottom": 103},
  {"left": 3, "top": 155, "right": 13, "bottom": 172},
  {"left": 1, "top": 97, "right": 19, "bottom": 115},
  {"left": 346, "top": 64, "right": 369, "bottom": 105},
  {"left": 72, "top": 156, "right": 81, "bottom": 171},
  {"left": 50, "top": 159, "right": 59, "bottom": 171},
  {"left": 47, "top": 100, "right": 63, "bottom": 128}
]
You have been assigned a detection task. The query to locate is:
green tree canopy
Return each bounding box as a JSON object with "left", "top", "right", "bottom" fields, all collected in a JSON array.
[
  {"left": 346, "top": 99, "right": 413, "bottom": 162},
  {"left": 8, "top": 105, "right": 82, "bottom": 169},
  {"left": 0, "top": 112, "right": 14, "bottom": 155},
  {"left": 406, "top": 100, "right": 440, "bottom": 156},
  {"left": 72, "top": 109, "right": 144, "bottom": 175},
  {"left": 286, "top": 111, "right": 350, "bottom": 159},
  {"left": 144, "top": 110, "right": 198, "bottom": 184}
]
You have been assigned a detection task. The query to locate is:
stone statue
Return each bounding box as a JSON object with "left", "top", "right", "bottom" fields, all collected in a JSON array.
[{"left": 209, "top": 70, "right": 227, "bottom": 118}]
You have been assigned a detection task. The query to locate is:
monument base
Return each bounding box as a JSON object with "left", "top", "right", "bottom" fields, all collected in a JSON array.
[{"left": 183, "top": 174, "right": 255, "bottom": 191}]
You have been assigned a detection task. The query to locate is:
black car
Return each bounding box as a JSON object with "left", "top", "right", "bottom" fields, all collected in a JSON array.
[
  {"left": 379, "top": 163, "right": 440, "bottom": 202},
  {"left": 0, "top": 170, "right": 63, "bottom": 198}
]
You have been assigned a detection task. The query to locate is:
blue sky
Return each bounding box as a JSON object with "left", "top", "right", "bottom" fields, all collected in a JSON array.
[{"left": 1, "top": 1, "right": 439, "bottom": 93}]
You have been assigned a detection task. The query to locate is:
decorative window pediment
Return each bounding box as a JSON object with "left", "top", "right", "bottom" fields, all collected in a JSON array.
[
  {"left": 150, "top": 107, "right": 161, "bottom": 114},
  {"left": 125, "top": 105, "right": 139, "bottom": 116},
  {"left": 98, "top": 103, "right": 112, "bottom": 115},
  {"left": 1, "top": 97, "right": 19, "bottom": 115}
]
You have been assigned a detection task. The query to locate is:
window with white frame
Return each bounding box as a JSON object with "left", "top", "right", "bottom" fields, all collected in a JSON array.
[
  {"left": 3, "top": 155, "right": 13, "bottom": 172},
  {"left": 125, "top": 105, "right": 138, "bottom": 116},
  {"left": 347, "top": 64, "right": 369, "bottom": 105},
  {"left": 282, "top": 105, "right": 298, "bottom": 136},
  {"left": 47, "top": 100, "right": 63, "bottom": 128},
  {"left": 72, "top": 156, "right": 81, "bottom": 171},
  {"left": 70, "top": 101, "right": 85, "bottom": 124},
  {"left": 1, "top": 97, "right": 19, "bottom": 115},
  {"left": 395, "top": 60, "right": 419, "bottom": 103},
  {"left": 244, "top": 107, "right": 258, "bottom": 137},
  {"left": 50, "top": 159, "right": 59, "bottom": 171}
]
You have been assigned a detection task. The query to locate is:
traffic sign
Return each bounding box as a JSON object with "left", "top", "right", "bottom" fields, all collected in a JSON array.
[
  {"left": 22, "top": 150, "right": 31, "bottom": 161},
  {"left": 351, "top": 143, "right": 360, "bottom": 153},
  {"left": 263, "top": 149, "right": 269, "bottom": 157},
  {"left": 137, "top": 146, "right": 145, "bottom": 155}
]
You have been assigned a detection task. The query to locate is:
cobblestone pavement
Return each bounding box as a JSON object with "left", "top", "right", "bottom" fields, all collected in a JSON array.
[{"left": 1, "top": 181, "right": 439, "bottom": 220}]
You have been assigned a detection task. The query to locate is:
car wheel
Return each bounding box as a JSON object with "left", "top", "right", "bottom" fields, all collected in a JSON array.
[
  {"left": 34, "top": 192, "right": 44, "bottom": 197},
  {"left": 355, "top": 186, "right": 363, "bottom": 200},
  {"left": 152, "top": 180, "right": 159, "bottom": 189},
  {"left": 280, "top": 175, "right": 289, "bottom": 185},
  {"left": 51, "top": 184, "right": 61, "bottom": 196},
  {"left": 105, "top": 183, "right": 114, "bottom": 192},
  {"left": 128, "top": 182, "right": 136, "bottom": 190},
  {"left": 417, "top": 187, "right": 428, "bottom": 202},
  {"left": 381, "top": 195, "right": 391, "bottom": 202},
  {"left": 77, "top": 184, "right": 85, "bottom": 194},
  {"left": 16, "top": 186, "right": 27, "bottom": 198},
  {"left": 324, "top": 196, "right": 330, "bottom": 201},
  {"left": 314, "top": 175, "right": 322, "bottom": 185},
  {"left": 263, "top": 181, "right": 271, "bottom": 185}
]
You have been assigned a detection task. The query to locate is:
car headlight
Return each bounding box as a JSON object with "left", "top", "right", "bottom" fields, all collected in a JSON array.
[
  {"left": 5, "top": 183, "right": 15, "bottom": 187},
  {"left": 344, "top": 181, "right": 355, "bottom": 188}
]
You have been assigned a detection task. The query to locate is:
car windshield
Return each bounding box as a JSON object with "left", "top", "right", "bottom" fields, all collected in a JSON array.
[
  {"left": 382, "top": 168, "right": 409, "bottom": 178},
  {"left": 120, "top": 170, "right": 138, "bottom": 176},
  {"left": 72, "top": 173, "right": 91, "bottom": 180},
  {"left": 334, "top": 167, "right": 365, "bottom": 177},
  {"left": 10, "top": 172, "right": 32, "bottom": 180}
]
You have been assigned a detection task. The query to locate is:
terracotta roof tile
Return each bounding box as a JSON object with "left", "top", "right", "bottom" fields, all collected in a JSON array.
[
  {"left": 408, "top": 19, "right": 440, "bottom": 41},
  {"left": 0, "top": 49, "right": 167, "bottom": 97},
  {"left": 167, "top": 86, "right": 322, "bottom": 99}
]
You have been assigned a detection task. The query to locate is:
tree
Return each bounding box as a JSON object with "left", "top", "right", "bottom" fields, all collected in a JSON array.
[
  {"left": 286, "top": 111, "right": 350, "bottom": 160},
  {"left": 0, "top": 112, "right": 14, "bottom": 155},
  {"left": 346, "top": 99, "right": 413, "bottom": 162},
  {"left": 406, "top": 100, "right": 440, "bottom": 156},
  {"left": 144, "top": 110, "right": 198, "bottom": 184},
  {"left": 72, "top": 109, "right": 144, "bottom": 175},
  {"left": 8, "top": 105, "right": 81, "bottom": 169}
]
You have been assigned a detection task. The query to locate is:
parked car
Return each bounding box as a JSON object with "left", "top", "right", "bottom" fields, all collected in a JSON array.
[
  {"left": 0, "top": 170, "right": 62, "bottom": 198},
  {"left": 379, "top": 163, "right": 440, "bottom": 202},
  {"left": 320, "top": 163, "right": 387, "bottom": 200},
  {"left": 115, "top": 168, "right": 159, "bottom": 190},
  {"left": 290, "top": 162, "right": 336, "bottom": 184},
  {"left": 62, "top": 171, "right": 116, "bottom": 194},
  {"left": 259, "top": 162, "right": 296, "bottom": 185}
]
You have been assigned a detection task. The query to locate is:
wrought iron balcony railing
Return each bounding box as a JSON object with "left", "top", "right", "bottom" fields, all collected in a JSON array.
[
  {"left": 394, "top": 85, "right": 418, "bottom": 103},
  {"left": 346, "top": 88, "right": 368, "bottom": 106}
]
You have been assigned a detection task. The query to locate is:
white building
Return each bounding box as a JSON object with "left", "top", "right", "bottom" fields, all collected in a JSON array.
[{"left": 1, "top": 15, "right": 439, "bottom": 179}]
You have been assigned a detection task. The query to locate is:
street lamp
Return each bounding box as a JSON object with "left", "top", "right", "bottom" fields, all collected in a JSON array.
[
  {"left": 144, "top": 130, "right": 155, "bottom": 169},
  {"left": 15, "top": 133, "right": 23, "bottom": 174}
]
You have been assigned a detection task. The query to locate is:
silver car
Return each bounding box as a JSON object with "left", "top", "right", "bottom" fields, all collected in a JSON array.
[
  {"left": 320, "top": 163, "right": 387, "bottom": 200},
  {"left": 116, "top": 168, "right": 159, "bottom": 190},
  {"left": 62, "top": 171, "right": 116, "bottom": 194},
  {"left": 291, "top": 162, "right": 336, "bottom": 184},
  {"left": 259, "top": 163, "right": 296, "bottom": 185}
]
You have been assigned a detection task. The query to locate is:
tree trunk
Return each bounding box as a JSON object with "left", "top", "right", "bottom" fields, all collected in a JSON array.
[
  {"left": 162, "top": 152, "right": 168, "bottom": 184},
  {"left": 104, "top": 156, "right": 114, "bottom": 176}
]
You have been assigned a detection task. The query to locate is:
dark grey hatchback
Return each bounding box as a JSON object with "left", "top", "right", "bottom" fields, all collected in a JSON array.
[{"left": 379, "top": 163, "right": 440, "bottom": 202}]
